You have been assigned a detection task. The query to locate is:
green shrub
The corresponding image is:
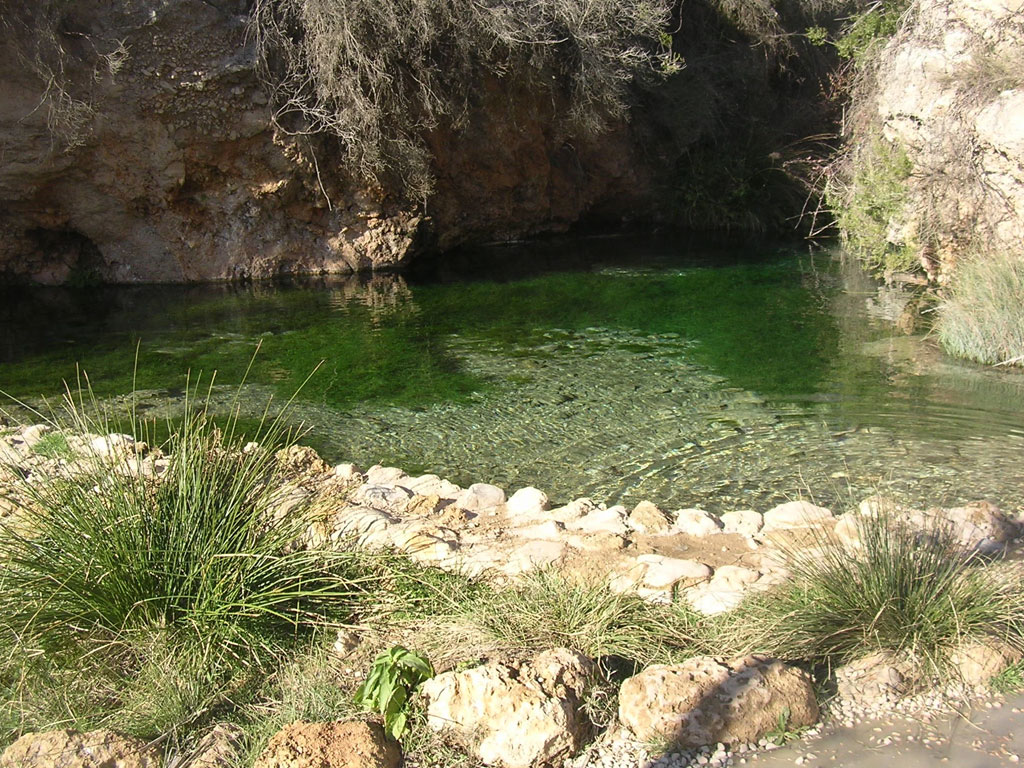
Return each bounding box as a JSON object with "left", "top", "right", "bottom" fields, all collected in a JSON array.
[
  {"left": 250, "top": 0, "right": 672, "bottom": 197},
  {"left": 735, "top": 512, "right": 1024, "bottom": 666},
  {"left": 834, "top": 0, "right": 907, "bottom": 66},
  {"left": 829, "top": 135, "right": 917, "bottom": 275},
  {"left": 937, "top": 251, "right": 1024, "bottom": 367}
]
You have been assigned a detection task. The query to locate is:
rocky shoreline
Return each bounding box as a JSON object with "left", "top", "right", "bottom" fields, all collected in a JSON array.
[{"left": 1, "top": 421, "right": 1023, "bottom": 768}]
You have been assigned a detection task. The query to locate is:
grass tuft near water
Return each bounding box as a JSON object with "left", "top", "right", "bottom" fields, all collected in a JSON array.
[
  {"left": 727, "top": 511, "right": 1024, "bottom": 668},
  {"left": 938, "top": 251, "right": 1024, "bottom": 367}
]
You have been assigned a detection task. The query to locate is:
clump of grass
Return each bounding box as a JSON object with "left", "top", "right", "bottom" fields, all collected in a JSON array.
[
  {"left": 735, "top": 512, "right": 1024, "bottom": 668},
  {"left": 937, "top": 251, "right": 1024, "bottom": 367},
  {"left": 990, "top": 659, "right": 1024, "bottom": 694},
  {"left": 461, "top": 569, "right": 704, "bottom": 667},
  {"left": 0, "top": 376, "right": 373, "bottom": 745}
]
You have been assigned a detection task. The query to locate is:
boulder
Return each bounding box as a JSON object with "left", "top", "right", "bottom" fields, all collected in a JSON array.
[
  {"left": 618, "top": 655, "right": 818, "bottom": 747},
  {"left": 685, "top": 566, "right": 761, "bottom": 615},
  {"left": 627, "top": 501, "right": 672, "bottom": 534},
  {"left": 454, "top": 483, "right": 506, "bottom": 513},
  {"left": 949, "top": 641, "right": 1023, "bottom": 688},
  {"left": 333, "top": 463, "right": 363, "bottom": 483},
  {"left": 835, "top": 651, "right": 919, "bottom": 707},
  {"left": 254, "top": 721, "right": 400, "bottom": 768},
  {"left": 673, "top": 509, "right": 722, "bottom": 538},
  {"left": 349, "top": 484, "right": 413, "bottom": 514},
  {"left": 720, "top": 510, "right": 763, "bottom": 536},
  {"left": 421, "top": 648, "right": 594, "bottom": 768},
  {"left": 638, "top": 555, "right": 712, "bottom": 588},
  {"left": 761, "top": 501, "right": 833, "bottom": 532},
  {"left": 569, "top": 506, "right": 629, "bottom": 536},
  {"left": 507, "top": 487, "right": 550, "bottom": 517},
  {"left": 88, "top": 433, "right": 136, "bottom": 459},
  {"left": 931, "top": 501, "right": 1017, "bottom": 555},
  {"left": 276, "top": 445, "right": 330, "bottom": 477},
  {"left": 1, "top": 729, "right": 160, "bottom": 768},
  {"left": 364, "top": 465, "right": 409, "bottom": 486}
]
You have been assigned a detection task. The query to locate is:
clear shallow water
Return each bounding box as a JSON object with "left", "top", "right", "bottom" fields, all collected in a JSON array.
[{"left": 2, "top": 237, "right": 1023, "bottom": 514}]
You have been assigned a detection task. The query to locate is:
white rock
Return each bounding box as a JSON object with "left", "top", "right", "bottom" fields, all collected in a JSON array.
[
  {"left": 421, "top": 649, "right": 594, "bottom": 768},
  {"left": 403, "top": 474, "right": 462, "bottom": 499},
  {"left": 721, "top": 510, "right": 763, "bottom": 536},
  {"left": 570, "top": 506, "right": 629, "bottom": 536},
  {"left": 365, "top": 465, "right": 409, "bottom": 486},
  {"left": 333, "top": 463, "right": 362, "bottom": 482},
  {"left": 349, "top": 483, "right": 413, "bottom": 513},
  {"left": 455, "top": 483, "right": 506, "bottom": 512},
  {"left": 89, "top": 433, "right": 136, "bottom": 458},
  {"left": 549, "top": 498, "right": 599, "bottom": 523},
  {"left": 507, "top": 486, "right": 550, "bottom": 517},
  {"left": 503, "top": 540, "right": 567, "bottom": 575},
  {"left": 673, "top": 508, "right": 722, "bottom": 537},
  {"left": 628, "top": 501, "right": 672, "bottom": 534},
  {"left": 19, "top": 425, "right": 50, "bottom": 449},
  {"left": 618, "top": 656, "right": 818, "bottom": 747},
  {"left": 641, "top": 556, "right": 712, "bottom": 588},
  {"left": 761, "top": 501, "right": 833, "bottom": 532}
]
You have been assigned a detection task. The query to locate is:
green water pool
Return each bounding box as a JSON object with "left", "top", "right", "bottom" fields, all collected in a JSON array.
[{"left": 2, "top": 237, "right": 1022, "bottom": 513}]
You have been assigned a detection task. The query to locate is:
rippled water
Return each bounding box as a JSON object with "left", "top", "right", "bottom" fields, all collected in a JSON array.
[{"left": 2, "top": 237, "right": 1023, "bottom": 514}]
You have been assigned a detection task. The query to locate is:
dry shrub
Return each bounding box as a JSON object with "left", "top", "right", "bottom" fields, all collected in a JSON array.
[
  {"left": 250, "top": 0, "right": 673, "bottom": 198},
  {"left": 0, "top": 0, "right": 129, "bottom": 151}
]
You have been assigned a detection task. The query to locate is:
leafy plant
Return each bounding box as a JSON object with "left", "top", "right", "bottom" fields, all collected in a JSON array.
[
  {"left": 354, "top": 646, "right": 434, "bottom": 740},
  {"left": 828, "top": 135, "right": 917, "bottom": 275},
  {"left": 764, "top": 706, "right": 807, "bottom": 746},
  {"left": 30, "top": 430, "right": 72, "bottom": 460}
]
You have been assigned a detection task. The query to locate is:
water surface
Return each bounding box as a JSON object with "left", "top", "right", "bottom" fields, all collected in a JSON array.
[{"left": 2, "top": 237, "right": 1022, "bottom": 514}]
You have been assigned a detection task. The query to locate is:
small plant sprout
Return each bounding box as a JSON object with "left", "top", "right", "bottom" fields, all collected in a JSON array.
[{"left": 354, "top": 646, "right": 434, "bottom": 740}]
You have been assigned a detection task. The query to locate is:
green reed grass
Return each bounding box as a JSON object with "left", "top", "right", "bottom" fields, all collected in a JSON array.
[{"left": 732, "top": 511, "right": 1024, "bottom": 667}]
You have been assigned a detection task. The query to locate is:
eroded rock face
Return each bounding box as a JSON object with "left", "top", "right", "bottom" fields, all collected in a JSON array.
[
  {"left": 618, "top": 656, "right": 818, "bottom": 747},
  {"left": 253, "top": 721, "right": 400, "bottom": 768},
  {"left": 0, "top": 0, "right": 427, "bottom": 284},
  {"left": 0, "top": 0, "right": 655, "bottom": 284},
  {"left": 850, "top": 0, "right": 1024, "bottom": 278},
  {"left": 0, "top": 729, "right": 160, "bottom": 768},
  {"left": 420, "top": 648, "right": 594, "bottom": 768},
  {"left": 834, "top": 651, "right": 920, "bottom": 707}
]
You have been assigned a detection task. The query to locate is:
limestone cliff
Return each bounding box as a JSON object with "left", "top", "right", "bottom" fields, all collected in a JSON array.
[
  {"left": 0, "top": 0, "right": 653, "bottom": 284},
  {"left": 838, "top": 0, "right": 1024, "bottom": 281}
]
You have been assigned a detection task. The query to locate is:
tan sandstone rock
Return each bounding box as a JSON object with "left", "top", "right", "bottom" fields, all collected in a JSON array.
[
  {"left": 1, "top": 729, "right": 160, "bottom": 768},
  {"left": 253, "top": 721, "right": 400, "bottom": 768},
  {"left": 949, "top": 640, "right": 1023, "bottom": 687},
  {"left": 618, "top": 655, "right": 818, "bottom": 747},
  {"left": 835, "top": 651, "right": 921, "bottom": 707},
  {"left": 420, "top": 648, "right": 594, "bottom": 768},
  {"left": 628, "top": 501, "right": 672, "bottom": 534}
]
